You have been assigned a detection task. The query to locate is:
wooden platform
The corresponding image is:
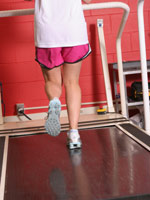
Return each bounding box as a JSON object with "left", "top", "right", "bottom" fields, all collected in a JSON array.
[{"left": 0, "top": 113, "right": 124, "bottom": 131}]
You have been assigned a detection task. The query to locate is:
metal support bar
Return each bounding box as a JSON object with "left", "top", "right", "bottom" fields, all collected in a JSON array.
[
  {"left": 0, "top": 8, "right": 34, "bottom": 18},
  {"left": 116, "top": 10, "right": 129, "bottom": 118},
  {"left": 137, "top": 0, "right": 150, "bottom": 133},
  {"left": 97, "top": 19, "right": 115, "bottom": 113}
]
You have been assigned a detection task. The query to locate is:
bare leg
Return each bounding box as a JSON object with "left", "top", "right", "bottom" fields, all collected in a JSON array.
[
  {"left": 62, "top": 62, "right": 82, "bottom": 130},
  {"left": 41, "top": 67, "right": 62, "bottom": 100},
  {"left": 41, "top": 67, "right": 62, "bottom": 136}
]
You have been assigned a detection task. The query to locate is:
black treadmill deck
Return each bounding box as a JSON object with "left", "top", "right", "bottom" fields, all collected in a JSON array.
[{"left": 3, "top": 127, "right": 150, "bottom": 200}]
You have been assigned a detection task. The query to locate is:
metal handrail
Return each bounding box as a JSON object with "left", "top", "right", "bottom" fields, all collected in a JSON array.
[{"left": 137, "top": 0, "right": 150, "bottom": 133}]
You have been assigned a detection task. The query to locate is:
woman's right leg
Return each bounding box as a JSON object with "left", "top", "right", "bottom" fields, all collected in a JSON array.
[
  {"left": 62, "top": 62, "right": 82, "bottom": 149},
  {"left": 62, "top": 62, "right": 82, "bottom": 130},
  {"left": 41, "top": 67, "right": 62, "bottom": 136},
  {"left": 41, "top": 67, "right": 62, "bottom": 100}
]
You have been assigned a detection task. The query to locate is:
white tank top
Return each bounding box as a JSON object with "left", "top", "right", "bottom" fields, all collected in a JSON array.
[{"left": 34, "top": 0, "right": 89, "bottom": 48}]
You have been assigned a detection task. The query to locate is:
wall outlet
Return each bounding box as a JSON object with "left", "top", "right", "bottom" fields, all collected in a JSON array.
[{"left": 16, "top": 103, "right": 24, "bottom": 116}]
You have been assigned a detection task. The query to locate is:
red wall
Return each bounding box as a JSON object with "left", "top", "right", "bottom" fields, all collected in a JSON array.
[{"left": 0, "top": 0, "right": 150, "bottom": 116}]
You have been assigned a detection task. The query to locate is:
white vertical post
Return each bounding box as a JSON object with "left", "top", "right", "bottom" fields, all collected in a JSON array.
[
  {"left": 116, "top": 11, "right": 130, "bottom": 118},
  {"left": 97, "top": 19, "right": 115, "bottom": 112},
  {"left": 137, "top": 0, "right": 150, "bottom": 133}
]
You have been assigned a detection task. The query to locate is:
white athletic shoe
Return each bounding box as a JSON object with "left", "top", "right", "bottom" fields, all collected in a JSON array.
[
  {"left": 45, "top": 98, "right": 61, "bottom": 136},
  {"left": 67, "top": 129, "right": 82, "bottom": 149}
]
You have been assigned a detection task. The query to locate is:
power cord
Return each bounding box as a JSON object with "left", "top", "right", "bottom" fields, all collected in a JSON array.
[{"left": 18, "top": 108, "right": 32, "bottom": 120}]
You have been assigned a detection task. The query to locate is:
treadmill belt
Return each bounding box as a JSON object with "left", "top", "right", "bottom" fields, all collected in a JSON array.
[{"left": 4, "top": 127, "right": 150, "bottom": 200}]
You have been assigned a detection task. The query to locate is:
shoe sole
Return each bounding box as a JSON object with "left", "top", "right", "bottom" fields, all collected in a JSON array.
[
  {"left": 67, "top": 139, "right": 82, "bottom": 150},
  {"left": 45, "top": 100, "right": 61, "bottom": 136}
]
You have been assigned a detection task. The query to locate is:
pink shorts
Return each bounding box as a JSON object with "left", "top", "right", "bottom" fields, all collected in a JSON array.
[{"left": 35, "top": 44, "right": 91, "bottom": 70}]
